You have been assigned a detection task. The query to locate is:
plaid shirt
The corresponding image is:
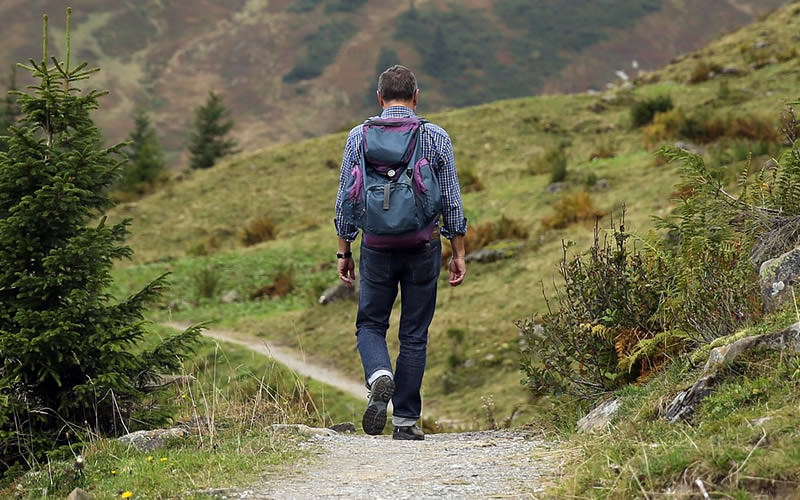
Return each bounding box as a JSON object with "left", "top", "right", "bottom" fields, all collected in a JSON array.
[{"left": 334, "top": 106, "right": 467, "bottom": 241}]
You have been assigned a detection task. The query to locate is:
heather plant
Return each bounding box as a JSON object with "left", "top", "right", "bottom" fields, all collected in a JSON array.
[
  {"left": 630, "top": 95, "right": 673, "bottom": 128},
  {"left": 0, "top": 11, "right": 199, "bottom": 476},
  {"left": 519, "top": 104, "right": 800, "bottom": 398}
]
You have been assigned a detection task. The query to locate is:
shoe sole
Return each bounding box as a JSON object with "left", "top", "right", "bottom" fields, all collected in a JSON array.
[
  {"left": 392, "top": 432, "right": 424, "bottom": 441},
  {"left": 362, "top": 377, "right": 394, "bottom": 435}
]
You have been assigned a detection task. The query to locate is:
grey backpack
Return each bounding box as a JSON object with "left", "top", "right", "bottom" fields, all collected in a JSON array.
[{"left": 342, "top": 117, "right": 442, "bottom": 248}]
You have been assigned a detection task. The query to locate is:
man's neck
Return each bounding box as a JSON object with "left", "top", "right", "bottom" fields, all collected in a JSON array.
[{"left": 382, "top": 100, "right": 414, "bottom": 111}]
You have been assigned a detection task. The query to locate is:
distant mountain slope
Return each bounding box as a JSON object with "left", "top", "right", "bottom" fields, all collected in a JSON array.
[{"left": 0, "top": 0, "right": 789, "bottom": 162}]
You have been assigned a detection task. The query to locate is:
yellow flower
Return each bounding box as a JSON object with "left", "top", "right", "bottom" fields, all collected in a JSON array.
[
  {"left": 160, "top": 457, "right": 168, "bottom": 462},
  {"left": 121, "top": 492, "right": 133, "bottom": 499},
  {"left": 111, "top": 469, "right": 117, "bottom": 475},
  {"left": 146, "top": 456, "right": 153, "bottom": 462}
]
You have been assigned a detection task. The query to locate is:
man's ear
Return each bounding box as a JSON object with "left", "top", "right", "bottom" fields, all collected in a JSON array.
[
  {"left": 412, "top": 88, "right": 419, "bottom": 107},
  {"left": 377, "top": 91, "right": 384, "bottom": 108}
]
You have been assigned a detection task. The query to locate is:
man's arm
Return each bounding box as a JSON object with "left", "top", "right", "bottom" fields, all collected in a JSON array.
[
  {"left": 337, "top": 236, "right": 355, "bottom": 287},
  {"left": 448, "top": 235, "right": 466, "bottom": 287}
]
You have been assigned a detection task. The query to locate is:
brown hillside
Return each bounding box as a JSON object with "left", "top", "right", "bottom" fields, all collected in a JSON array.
[{"left": 0, "top": 0, "right": 790, "bottom": 165}]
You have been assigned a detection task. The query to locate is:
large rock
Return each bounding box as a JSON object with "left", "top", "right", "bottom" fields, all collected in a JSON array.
[
  {"left": 118, "top": 428, "right": 189, "bottom": 452},
  {"left": 577, "top": 398, "right": 621, "bottom": 433},
  {"left": 272, "top": 424, "right": 337, "bottom": 437},
  {"left": 319, "top": 275, "right": 359, "bottom": 305},
  {"left": 66, "top": 488, "right": 94, "bottom": 500},
  {"left": 759, "top": 248, "right": 800, "bottom": 313},
  {"left": 663, "top": 322, "right": 800, "bottom": 422}
]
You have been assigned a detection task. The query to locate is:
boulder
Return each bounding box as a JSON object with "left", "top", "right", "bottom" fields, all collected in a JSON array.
[
  {"left": 221, "top": 290, "right": 240, "bottom": 304},
  {"left": 319, "top": 275, "right": 359, "bottom": 305},
  {"left": 577, "top": 398, "right": 621, "bottom": 433},
  {"left": 272, "top": 424, "right": 337, "bottom": 437},
  {"left": 118, "top": 428, "right": 189, "bottom": 452},
  {"left": 66, "top": 488, "right": 94, "bottom": 500},
  {"left": 546, "top": 182, "right": 567, "bottom": 194},
  {"left": 466, "top": 241, "right": 523, "bottom": 264},
  {"left": 759, "top": 248, "right": 800, "bottom": 313},
  {"left": 663, "top": 322, "right": 800, "bottom": 422},
  {"left": 329, "top": 422, "right": 357, "bottom": 434}
]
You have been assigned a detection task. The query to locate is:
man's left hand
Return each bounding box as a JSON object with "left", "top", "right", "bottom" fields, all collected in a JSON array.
[{"left": 338, "top": 257, "right": 356, "bottom": 287}]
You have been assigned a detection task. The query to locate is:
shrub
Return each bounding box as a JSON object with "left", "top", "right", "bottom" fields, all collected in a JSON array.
[
  {"left": 588, "top": 139, "right": 616, "bottom": 161},
  {"left": 630, "top": 95, "right": 674, "bottom": 128},
  {"left": 540, "top": 192, "right": 605, "bottom": 230},
  {"left": 241, "top": 216, "right": 278, "bottom": 246},
  {"left": 250, "top": 267, "right": 295, "bottom": 299},
  {"left": 458, "top": 166, "right": 485, "bottom": 192},
  {"left": 548, "top": 149, "right": 568, "bottom": 183},
  {"left": 441, "top": 216, "right": 528, "bottom": 261},
  {"left": 687, "top": 60, "right": 721, "bottom": 84},
  {"left": 519, "top": 217, "right": 672, "bottom": 397},
  {"left": 193, "top": 267, "right": 222, "bottom": 299}
]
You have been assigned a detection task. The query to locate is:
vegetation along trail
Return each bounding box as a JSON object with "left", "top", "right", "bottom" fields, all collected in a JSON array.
[
  {"left": 213, "top": 430, "right": 558, "bottom": 499},
  {"left": 164, "top": 321, "right": 367, "bottom": 400}
]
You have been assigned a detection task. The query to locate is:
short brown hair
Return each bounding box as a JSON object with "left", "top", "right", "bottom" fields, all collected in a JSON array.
[{"left": 377, "top": 65, "right": 417, "bottom": 102}]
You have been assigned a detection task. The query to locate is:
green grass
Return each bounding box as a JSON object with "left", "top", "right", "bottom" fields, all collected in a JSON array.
[
  {"left": 547, "top": 330, "right": 800, "bottom": 498},
  {"left": 6, "top": 329, "right": 361, "bottom": 498},
  {"left": 102, "top": 0, "right": 800, "bottom": 434}
]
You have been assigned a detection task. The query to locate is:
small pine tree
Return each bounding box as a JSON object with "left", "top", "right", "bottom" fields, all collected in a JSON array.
[
  {"left": 0, "top": 11, "right": 200, "bottom": 474},
  {"left": 188, "top": 90, "right": 237, "bottom": 170},
  {"left": 0, "top": 65, "right": 19, "bottom": 153},
  {"left": 118, "top": 109, "right": 166, "bottom": 192}
]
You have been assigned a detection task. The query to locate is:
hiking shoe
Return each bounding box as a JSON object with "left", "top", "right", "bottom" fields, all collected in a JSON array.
[
  {"left": 362, "top": 375, "right": 394, "bottom": 435},
  {"left": 393, "top": 424, "right": 425, "bottom": 441}
]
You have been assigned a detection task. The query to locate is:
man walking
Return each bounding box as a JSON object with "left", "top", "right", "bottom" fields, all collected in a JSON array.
[{"left": 334, "top": 65, "right": 467, "bottom": 440}]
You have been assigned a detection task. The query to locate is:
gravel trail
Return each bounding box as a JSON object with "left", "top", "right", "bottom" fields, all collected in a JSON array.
[{"left": 226, "top": 430, "right": 557, "bottom": 499}]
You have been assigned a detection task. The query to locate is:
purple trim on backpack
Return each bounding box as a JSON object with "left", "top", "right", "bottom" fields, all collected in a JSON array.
[
  {"left": 362, "top": 119, "right": 420, "bottom": 169},
  {"left": 348, "top": 165, "right": 363, "bottom": 201},
  {"left": 363, "top": 221, "right": 437, "bottom": 249},
  {"left": 413, "top": 158, "right": 429, "bottom": 193}
]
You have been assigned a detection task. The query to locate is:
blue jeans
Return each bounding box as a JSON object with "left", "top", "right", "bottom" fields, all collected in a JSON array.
[{"left": 356, "top": 239, "right": 442, "bottom": 422}]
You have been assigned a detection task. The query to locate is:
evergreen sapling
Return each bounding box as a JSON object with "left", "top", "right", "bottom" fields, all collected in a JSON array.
[{"left": 0, "top": 10, "right": 200, "bottom": 474}]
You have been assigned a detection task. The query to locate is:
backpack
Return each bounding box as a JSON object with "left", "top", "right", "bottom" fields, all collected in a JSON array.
[{"left": 342, "top": 117, "right": 442, "bottom": 249}]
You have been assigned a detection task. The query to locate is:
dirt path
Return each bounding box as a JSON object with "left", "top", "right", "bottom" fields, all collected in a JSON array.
[
  {"left": 215, "top": 430, "right": 558, "bottom": 499},
  {"left": 164, "top": 321, "right": 367, "bottom": 400},
  {"left": 168, "top": 323, "right": 562, "bottom": 498}
]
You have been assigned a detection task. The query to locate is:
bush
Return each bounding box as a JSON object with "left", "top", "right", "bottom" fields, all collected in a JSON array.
[
  {"left": 441, "top": 216, "right": 528, "bottom": 261},
  {"left": 519, "top": 217, "right": 672, "bottom": 397},
  {"left": 541, "top": 192, "right": 605, "bottom": 230},
  {"left": 458, "top": 166, "right": 485, "bottom": 193},
  {"left": 630, "top": 95, "right": 674, "bottom": 128},
  {"left": 241, "top": 216, "right": 278, "bottom": 246},
  {"left": 193, "top": 267, "right": 222, "bottom": 299}
]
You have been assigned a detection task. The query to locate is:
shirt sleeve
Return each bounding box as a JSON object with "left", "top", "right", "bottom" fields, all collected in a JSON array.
[
  {"left": 334, "top": 132, "right": 360, "bottom": 241},
  {"left": 434, "top": 130, "right": 468, "bottom": 239}
]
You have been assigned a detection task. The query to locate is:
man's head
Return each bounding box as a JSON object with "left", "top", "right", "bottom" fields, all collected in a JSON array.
[{"left": 377, "top": 65, "right": 418, "bottom": 109}]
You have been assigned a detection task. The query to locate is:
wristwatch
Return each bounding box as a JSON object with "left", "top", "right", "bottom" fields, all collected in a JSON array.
[{"left": 336, "top": 251, "right": 352, "bottom": 259}]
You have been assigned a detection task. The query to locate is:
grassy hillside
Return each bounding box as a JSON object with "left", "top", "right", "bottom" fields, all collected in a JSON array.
[
  {"left": 0, "top": 0, "right": 788, "bottom": 161},
  {"left": 106, "top": 0, "right": 800, "bottom": 431}
]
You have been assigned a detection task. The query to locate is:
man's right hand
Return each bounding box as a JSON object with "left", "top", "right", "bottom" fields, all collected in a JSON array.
[
  {"left": 338, "top": 257, "right": 356, "bottom": 287},
  {"left": 449, "top": 257, "right": 466, "bottom": 287}
]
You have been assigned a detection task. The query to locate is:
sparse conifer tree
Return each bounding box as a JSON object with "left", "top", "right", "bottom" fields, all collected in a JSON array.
[
  {"left": 188, "top": 90, "right": 237, "bottom": 170},
  {"left": 0, "top": 65, "right": 19, "bottom": 153},
  {"left": 119, "top": 109, "right": 166, "bottom": 192},
  {"left": 0, "top": 11, "right": 200, "bottom": 474}
]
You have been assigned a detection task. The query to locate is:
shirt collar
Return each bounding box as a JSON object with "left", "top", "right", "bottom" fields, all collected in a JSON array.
[{"left": 380, "top": 105, "right": 416, "bottom": 119}]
